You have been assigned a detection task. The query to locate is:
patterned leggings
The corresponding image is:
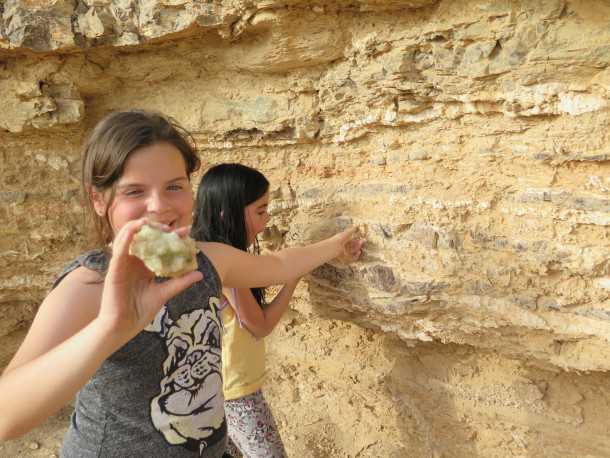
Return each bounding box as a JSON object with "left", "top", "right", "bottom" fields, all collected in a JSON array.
[{"left": 224, "top": 390, "right": 287, "bottom": 458}]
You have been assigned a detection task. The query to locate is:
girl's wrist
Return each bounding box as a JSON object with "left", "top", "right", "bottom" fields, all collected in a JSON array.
[
  {"left": 92, "top": 315, "right": 135, "bottom": 349},
  {"left": 330, "top": 234, "right": 344, "bottom": 259}
]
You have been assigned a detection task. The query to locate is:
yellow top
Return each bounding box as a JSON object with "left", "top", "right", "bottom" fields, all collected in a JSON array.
[{"left": 221, "top": 297, "right": 266, "bottom": 400}]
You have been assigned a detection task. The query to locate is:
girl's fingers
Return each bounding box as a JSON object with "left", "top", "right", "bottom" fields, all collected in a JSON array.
[
  {"left": 156, "top": 270, "right": 203, "bottom": 303},
  {"left": 174, "top": 225, "right": 192, "bottom": 237},
  {"left": 344, "top": 238, "right": 364, "bottom": 260},
  {"left": 111, "top": 218, "right": 147, "bottom": 263},
  {"left": 340, "top": 227, "right": 358, "bottom": 241},
  {"left": 355, "top": 239, "right": 365, "bottom": 253}
]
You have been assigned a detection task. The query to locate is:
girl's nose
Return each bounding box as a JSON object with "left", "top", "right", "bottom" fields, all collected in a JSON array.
[{"left": 147, "top": 191, "right": 168, "bottom": 213}]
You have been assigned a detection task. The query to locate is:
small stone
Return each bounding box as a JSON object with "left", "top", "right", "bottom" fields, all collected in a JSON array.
[{"left": 28, "top": 441, "right": 40, "bottom": 450}]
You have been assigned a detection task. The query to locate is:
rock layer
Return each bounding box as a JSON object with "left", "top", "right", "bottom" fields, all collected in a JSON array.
[{"left": 1, "top": 1, "right": 610, "bottom": 456}]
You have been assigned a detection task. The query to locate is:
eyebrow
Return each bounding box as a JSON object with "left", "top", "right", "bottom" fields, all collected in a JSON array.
[{"left": 117, "top": 177, "right": 188, "bottom": 189}]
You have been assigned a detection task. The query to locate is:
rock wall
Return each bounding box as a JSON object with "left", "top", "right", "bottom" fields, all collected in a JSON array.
[{"left": 1, "top": 1, "right": 610, "bottom": 456}]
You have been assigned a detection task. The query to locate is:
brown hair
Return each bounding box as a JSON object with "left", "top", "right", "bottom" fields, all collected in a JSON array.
[{"left": 82, "top": 110, "right": 201, "bottom": 246}]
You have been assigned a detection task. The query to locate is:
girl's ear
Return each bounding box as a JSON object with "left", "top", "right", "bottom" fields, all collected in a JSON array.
[{"left": 90, "top": 188, "right": 107, "bottom": 217}]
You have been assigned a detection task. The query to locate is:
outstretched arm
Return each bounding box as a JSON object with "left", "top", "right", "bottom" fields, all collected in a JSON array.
[
  {"left": 203, "top": 227, "right": 363, "bottom": 289},
  {"left": 0, "top": 219, "right": 202, "bottom": 440},
  {"left": 228, "top": 278, "right": 300, "bottom": 338}
]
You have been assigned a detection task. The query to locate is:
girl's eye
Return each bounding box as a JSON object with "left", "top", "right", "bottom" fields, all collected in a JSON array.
[
  {"left": 168, "top": 184, "right": 183, "bottom": 192},
  {"left": 125, "top": 189, "right": 143, "bottom": 197}
]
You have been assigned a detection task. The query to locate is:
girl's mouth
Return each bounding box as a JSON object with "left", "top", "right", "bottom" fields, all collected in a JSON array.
[{"left": 147, "top": 218, "right": 178, "bottom": 230}]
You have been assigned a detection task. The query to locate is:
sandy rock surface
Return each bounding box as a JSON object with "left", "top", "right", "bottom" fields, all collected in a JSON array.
[{"left": 2, "top": 1, "right": 610, "bottom": 456}]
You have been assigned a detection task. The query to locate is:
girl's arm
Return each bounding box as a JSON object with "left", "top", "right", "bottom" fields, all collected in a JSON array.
[
  {"left": 0, "top": 219, "right": 202, "bottom": 440},
  {"left": 0, "top": 304, "right": 126, "bottom": 440},
  {"left": 227, "top": 279, "right": 300, "bottom": 338},
  {"left": 202, "top": 227, "right": 363, "bottom": 289}
]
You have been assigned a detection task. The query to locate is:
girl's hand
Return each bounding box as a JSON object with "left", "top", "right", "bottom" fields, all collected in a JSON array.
[
  {"left": 332, "top": 227, "right": 365, "bottom": 263},
  {"left": 97, "top": 219, "right": 203, "bottom": 339}
]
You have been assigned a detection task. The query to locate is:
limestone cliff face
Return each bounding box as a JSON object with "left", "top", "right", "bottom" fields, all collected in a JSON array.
[{"left": 1, "top": 1, "right": 610, "bottom": 457}]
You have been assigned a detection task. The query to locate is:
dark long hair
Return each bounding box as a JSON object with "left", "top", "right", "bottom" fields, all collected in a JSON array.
[{"left": 192, "top": 163, "right": 270, "bottom": 306}]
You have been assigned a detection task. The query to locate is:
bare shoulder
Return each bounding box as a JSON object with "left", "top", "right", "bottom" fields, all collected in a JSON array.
[
  {"left": 48, "top": 265, "right": 104, "bottom": 309},
  {"left": 4, "top": 266, "right": 104, "bottom": 373},
  {"left": 37, "top": 267, "right": 104, "bottom": 330},
  {"left": 37, "top": 265, "right": 104, "bottom": 334}
]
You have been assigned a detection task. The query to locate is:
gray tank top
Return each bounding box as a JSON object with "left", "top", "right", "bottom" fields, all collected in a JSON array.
[{"left": 55, "top": 250, "right": 227, "bottom": 458}]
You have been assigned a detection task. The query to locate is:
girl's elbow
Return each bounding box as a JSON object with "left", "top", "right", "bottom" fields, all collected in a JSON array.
[{"left": 251, "top": 327, "right": 271, "bottom": 339}]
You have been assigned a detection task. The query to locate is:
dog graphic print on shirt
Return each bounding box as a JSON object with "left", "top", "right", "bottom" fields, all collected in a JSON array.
[{"left": 146, "top": 297, "right": 225, "bottom": 455}]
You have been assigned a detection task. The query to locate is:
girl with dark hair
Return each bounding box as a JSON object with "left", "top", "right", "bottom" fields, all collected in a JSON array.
[
  {"left": 0, "top": 110, "right": 363, "bottom": 458},
  {"left": 192, "top": 164, "right": 295, "bottom": 457}
]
